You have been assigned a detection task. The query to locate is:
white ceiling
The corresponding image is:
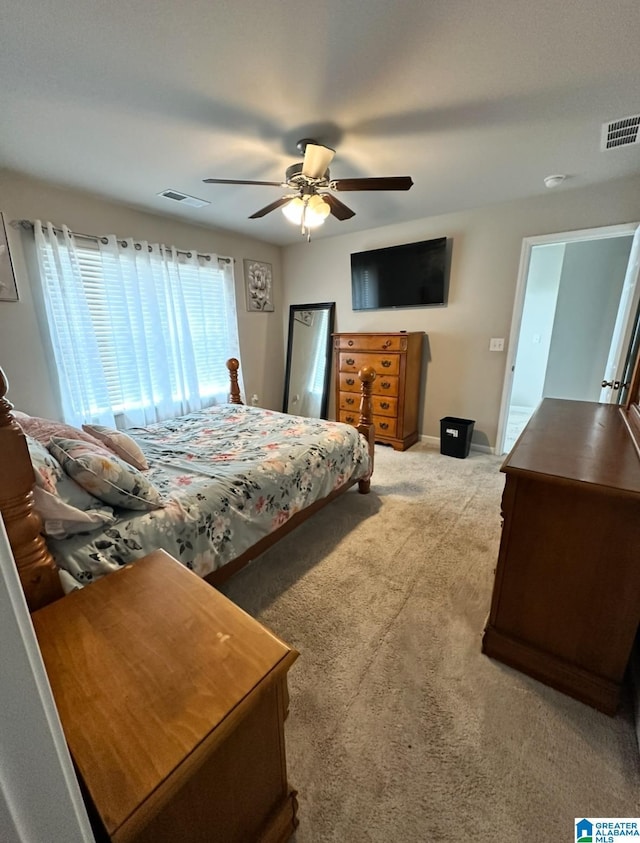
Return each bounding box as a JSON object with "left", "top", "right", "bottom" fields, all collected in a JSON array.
[{"left": 1, "top": 0, "right": 639, "bottom": 246}]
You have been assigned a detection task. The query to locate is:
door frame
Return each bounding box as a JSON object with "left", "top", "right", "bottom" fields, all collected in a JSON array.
[
  {"left": 496, "top": 222, "right": 640, "bottom": 455},
  {"left": 0, "top": 518, "right": 94, "bottom": 843}
]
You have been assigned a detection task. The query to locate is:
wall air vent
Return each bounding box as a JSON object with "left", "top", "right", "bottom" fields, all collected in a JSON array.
[
  {"left": 601, "top": 114, "right": 640, "bottom": 150},
  {"left": 158, "top": 189, "right": 210, "bottom": 208}
]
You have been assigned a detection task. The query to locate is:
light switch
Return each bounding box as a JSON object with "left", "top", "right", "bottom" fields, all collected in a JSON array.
[{"left": 489, "top": 337, "right": 505, "bottom": 352}]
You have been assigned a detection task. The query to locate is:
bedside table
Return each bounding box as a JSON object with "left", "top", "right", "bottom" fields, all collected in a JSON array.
[{"left": 32, "top": 549, "right": 299, "bottom": 843}]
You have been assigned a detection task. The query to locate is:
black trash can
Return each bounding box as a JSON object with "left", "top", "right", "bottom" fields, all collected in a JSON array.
[{"left": 440, "top": 417, "right": 475, "bottom": 459}]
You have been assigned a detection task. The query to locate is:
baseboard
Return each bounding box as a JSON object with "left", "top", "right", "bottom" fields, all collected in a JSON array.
[
  {"left": 418, "top": 434, "right": 495, "bottom": 455},
  {"left": 509, "top": 405, "right": 536, "bottom": 414},
  {"left": 419, "top": 435, "right": 440, "bottom": 449},
  {"left": 470, "top": 442, "right": 495, "bottom": 455}
]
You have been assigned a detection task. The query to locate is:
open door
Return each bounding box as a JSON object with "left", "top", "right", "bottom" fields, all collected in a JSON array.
[
  {"left": 599, "top": 226, "right": 640, "bottom": 403},
  {"left": 497, "top": 222, "right": 640, "bottom": 455}
]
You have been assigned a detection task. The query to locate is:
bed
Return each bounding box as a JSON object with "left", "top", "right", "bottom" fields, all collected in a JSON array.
[{"left": 0, "top": 358, "right": 376, "bottom": 612}]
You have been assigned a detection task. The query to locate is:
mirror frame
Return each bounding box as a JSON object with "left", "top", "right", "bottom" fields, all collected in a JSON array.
[{"left": 282, "top": 302, "right": 336, "bottom": 419}]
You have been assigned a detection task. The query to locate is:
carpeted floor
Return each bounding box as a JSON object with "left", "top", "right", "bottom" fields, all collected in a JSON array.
[{"left": 220, "top": 443, "right": 640, "bottom": 841}]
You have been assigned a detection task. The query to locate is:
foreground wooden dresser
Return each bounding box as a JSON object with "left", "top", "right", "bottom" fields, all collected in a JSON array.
[
  {"left": 32, "top": 549, "right": 299, "bottom": 843},
  {"left": 334, "top": 331, "right": 424, "bottom": 450},
  {"left": 482, "top": 398, "right": 640, "bottom": 715}
]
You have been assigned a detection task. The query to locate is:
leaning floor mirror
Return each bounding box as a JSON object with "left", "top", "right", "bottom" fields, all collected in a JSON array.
[{"left": 283, "top": 302, "right": 335, "bottom": 419}]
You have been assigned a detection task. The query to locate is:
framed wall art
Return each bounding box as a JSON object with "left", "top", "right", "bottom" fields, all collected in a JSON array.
[
  {"left": 0, "top": 212, "right": 18, "bottom": 302},
  {"left": 243, "top": 259, "right": 274, "bottom": 312}
]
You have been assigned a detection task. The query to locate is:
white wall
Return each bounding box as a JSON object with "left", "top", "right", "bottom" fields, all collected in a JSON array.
[
  {"left": 2, "top": 169, "right": 640, "bottom": 449},
  {"left": 0, "top": 169, "right": 284, "bottom": 416},
  {"left": 282, "top": 174, "right": 640, "bottom": 448},
  {"left": 510, "top": 243, "right": 565, "bottom": 409}
]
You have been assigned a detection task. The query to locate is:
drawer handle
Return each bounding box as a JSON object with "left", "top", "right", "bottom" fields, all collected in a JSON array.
[
  {"left": 381, "top": 359, "right": 392, "bottom": 368},
  {"left": 380, "top": 422, "right": 389, "bottom": 430},
  {"left": 345, "top": 415, "right": 355, "bottom": 423},
  {"left": 348, "top": 339, "right": 354, "bottom": 347},
  {"left": 382, "top": 340, "right": 391, "bottom": 349},
  {"left": 380, "top": 401, "right": 390, "bottom": 409},
  {"left": 346, "top": 358, "right": 355, "bottom": 366},
  {"left": 346, "top": 397, "right": 355, "bottom": 405},
  {"left": 381, "top": 382, "right": 391, "bottom": 389},
  {"left": 346, "top": 377, "right": 355, "bottom": 385}
]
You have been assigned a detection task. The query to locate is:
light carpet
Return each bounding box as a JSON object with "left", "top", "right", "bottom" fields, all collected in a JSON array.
[{"left": 220, "top": 443, "right": 640, "bottom": 841}]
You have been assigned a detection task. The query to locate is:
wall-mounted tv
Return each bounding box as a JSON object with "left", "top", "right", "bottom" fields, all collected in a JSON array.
[{"left": 351, "top": 237, "right": 449, "bottom": 311}]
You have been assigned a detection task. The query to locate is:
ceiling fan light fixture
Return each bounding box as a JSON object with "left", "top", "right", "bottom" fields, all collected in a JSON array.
[
  {"left": 308, "top": 194, "right": 330, "bottom": 219},
  {"left": 303, "top": 211, "right": 327, "bottom": 230},
  {"left": 282, "top": 195, "right": 330, "bottom": 232},
  {"left": 282, "top": 197, "right": 305, "bottom": 224}
]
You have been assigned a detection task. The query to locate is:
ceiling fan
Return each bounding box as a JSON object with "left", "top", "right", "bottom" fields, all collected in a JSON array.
[{"left": 203, "top": 138, "right": 413, "bottom": 239}]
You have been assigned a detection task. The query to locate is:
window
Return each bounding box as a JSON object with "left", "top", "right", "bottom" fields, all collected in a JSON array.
[{"left": 34, "top": 222, "right": 241, "bottom": 428}]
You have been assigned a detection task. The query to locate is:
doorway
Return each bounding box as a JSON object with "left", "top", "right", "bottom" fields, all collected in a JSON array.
[{"left": 497, "top": 223, "right": 640, "bottom": 454}]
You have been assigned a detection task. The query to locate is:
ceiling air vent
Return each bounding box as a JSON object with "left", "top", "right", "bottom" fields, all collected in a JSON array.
[
  {"left": 601, "top": 114, "right": 640, "bottom": 150},
  {"left": 158, "top": 189, "right": 210, "bottom": 208}
]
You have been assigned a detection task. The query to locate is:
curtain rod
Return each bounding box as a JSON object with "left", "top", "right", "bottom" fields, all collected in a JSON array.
[{"left": 11, "top": 219, "right": 233, "bottom": 264}]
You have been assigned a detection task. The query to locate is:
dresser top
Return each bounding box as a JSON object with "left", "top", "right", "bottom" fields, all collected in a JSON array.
[
  {"left": 333, "top": 331, "right": 424, "bottom": 336},
  {"left": 503, "top": 398, "right": 640, "bottom": 495},
  {"left": 33, "top": 550, "right": 298, "bottom": 836}
]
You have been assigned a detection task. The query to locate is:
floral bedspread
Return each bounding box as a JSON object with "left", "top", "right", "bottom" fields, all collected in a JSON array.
[{"left": 49, "top": 404, "right": 371, "bottom": 585}]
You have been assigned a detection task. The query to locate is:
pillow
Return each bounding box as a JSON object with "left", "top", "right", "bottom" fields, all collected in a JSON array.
[
  {"left": 32, "top": 486, "right": 116, "bottom": 539},
  {"left": 18, "top": 414, "right": 105, "bottom": 449},
  {"left": 25, "top": 435, "right": 106, "bottom": 511},
  {"left": 49, "top": 437, "right": 163, "bottom": 511},
  {"left": 26, "top": 434, "right": 62, "bottom": 495},
  {"left": 82, "top": 424, "right": 149, "bottom": 470}
]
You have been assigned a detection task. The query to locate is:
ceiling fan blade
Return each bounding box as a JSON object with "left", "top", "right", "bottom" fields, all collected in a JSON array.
[
  {"left": 301, "top": 143, "right": 335, "bottom": 179},
  {"left": 322, "top": 193, "right": 356, "bottom": 221},
  {"left": 203, "top": 177, "right": 284, "bottom": 186},
  {"left": 332, "top": 176, "right": 414, "bottom": 191},
  {"left": 248, "top": 196, "right": 292, "bottom": 219}
]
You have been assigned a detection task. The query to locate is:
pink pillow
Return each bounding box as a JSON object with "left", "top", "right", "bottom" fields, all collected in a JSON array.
[{"left": 17, "top": 414, "right": 105, "bottom": 449}]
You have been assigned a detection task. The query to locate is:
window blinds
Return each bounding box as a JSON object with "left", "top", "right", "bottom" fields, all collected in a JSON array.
[{"left": 34, "top": 222, "right": 240, "bottom": 427}]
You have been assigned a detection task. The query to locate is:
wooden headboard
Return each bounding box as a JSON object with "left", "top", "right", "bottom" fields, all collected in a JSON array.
[
  {"left": 0, "top": 358, "right": 375, "bottom": 613},
  {"left": 0, "top": 360, "right": 248, "bottom": 612},
  {"left": 0, "top": 369, "right": 63, "bottom": 611}
]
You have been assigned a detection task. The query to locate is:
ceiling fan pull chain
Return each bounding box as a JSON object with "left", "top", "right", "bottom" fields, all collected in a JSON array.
[{"left": 301, "top": 200, "right": 312, "bottom": 241}]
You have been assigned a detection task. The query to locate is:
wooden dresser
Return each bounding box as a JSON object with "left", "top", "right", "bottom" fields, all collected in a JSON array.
[
  {"left": 333, "top": 331, "right": 424, "bottom": 451},
  {"left": 32, "top": 549, "right": 299, "bottom": 843},
  {"left": 482, "top": 398, "right": 640, "bottom": 715}
]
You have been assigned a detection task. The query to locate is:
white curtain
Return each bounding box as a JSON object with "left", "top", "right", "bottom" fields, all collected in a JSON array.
[{"left": 34, "top": 221, "right": 242, "bottom": 428}]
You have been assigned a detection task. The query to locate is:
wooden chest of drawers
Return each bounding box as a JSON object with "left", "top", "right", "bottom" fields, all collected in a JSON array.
[
  {"left": 333, "top": 331, "right": 424, "bottom": 451},
  {"left": 482, "top": 399, "right": 640, "bottom": 714},
  {"left": 33, "top": 550, "right": 299, "bottom": 843}
]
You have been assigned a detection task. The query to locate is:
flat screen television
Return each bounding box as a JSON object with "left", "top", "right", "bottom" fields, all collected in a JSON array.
[{"left": 351, "top": 237, "right": 448, "bottom": 310}]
